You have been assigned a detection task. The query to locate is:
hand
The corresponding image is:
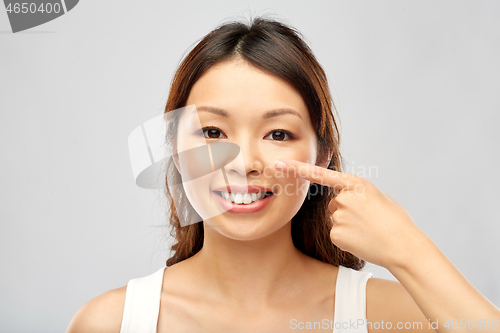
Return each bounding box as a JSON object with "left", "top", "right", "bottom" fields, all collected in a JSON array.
[{"left": 274, "top": 158, "right": 428, "bottom": 270}]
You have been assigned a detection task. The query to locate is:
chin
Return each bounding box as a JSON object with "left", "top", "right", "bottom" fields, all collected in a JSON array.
[{"left": 203, "top": 213, "right": 291, "bottom": 242}]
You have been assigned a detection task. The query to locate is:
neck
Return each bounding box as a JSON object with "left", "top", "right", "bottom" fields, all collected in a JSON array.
[{"left": 191, "top": 220, "right": 309, "bottom": 308}]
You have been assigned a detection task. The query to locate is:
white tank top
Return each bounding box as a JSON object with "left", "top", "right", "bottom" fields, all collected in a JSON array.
[{"left": 120, "top": 265, "right": 372, "bottom": 333}]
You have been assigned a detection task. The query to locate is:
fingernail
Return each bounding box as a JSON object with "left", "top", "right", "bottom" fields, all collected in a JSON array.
[{"left": 274, "top": 160, "right": 286, "bottom": 170}]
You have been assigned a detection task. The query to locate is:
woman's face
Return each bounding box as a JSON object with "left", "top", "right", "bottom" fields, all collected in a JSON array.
[{"left": 179, "top": 57, "right": 319, "bottom": 240}]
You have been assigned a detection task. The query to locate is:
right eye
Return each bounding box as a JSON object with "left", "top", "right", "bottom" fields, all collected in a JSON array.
[{"left": 202, "top": 126, "right": 226, "bottom": 139}]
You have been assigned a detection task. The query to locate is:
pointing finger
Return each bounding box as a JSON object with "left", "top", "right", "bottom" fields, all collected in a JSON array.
[{"left": 274, "top": 159, "right": 353, "bottom": 191}]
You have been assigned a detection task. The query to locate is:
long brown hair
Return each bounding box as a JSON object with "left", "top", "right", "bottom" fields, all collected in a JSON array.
[{"left": 163, "top": 15, "right": 365, "bottom": 270}]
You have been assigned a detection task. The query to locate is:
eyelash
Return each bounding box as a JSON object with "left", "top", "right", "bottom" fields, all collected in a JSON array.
[{"left": 200, "top": 126, "right": 295, "bottom": 141}]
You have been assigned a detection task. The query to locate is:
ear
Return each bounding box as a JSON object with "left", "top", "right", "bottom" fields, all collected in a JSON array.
[{"left": 316, "top": 147, "right": 333, "bottom": 169}]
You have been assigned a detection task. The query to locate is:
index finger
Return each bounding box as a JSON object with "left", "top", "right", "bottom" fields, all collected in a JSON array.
[{"left": 274, "top": 159, "right": 352, "bottom": 191}]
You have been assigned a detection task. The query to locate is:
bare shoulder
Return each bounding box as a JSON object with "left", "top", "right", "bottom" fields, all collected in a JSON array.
[
  {"left": 65, "top": 285, "right": 127, "bottom": 333},
  {"left": 366, "top": 277, "right": 435, "bottom": 333}
]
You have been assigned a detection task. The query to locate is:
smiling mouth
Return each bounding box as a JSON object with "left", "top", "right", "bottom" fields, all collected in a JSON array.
[{"left": 213, "top": 191, "right": 274, "bottom": 205}]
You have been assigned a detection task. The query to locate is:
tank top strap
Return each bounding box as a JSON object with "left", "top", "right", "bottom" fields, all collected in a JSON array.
[
  {"left": 333, "top": 265, "right": 373, "bottom": 333},
  {"left": 120, "top": 266, "right": 167, "bottom": 333}
]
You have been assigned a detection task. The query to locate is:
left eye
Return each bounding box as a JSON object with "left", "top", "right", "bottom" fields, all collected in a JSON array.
[{"left": 265, "top": 130, "right": 293, "bottom": 141}]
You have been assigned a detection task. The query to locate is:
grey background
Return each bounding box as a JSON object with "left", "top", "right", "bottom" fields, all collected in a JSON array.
[{"left": 1, "top": 0, "right": 499, "bottom": 331}]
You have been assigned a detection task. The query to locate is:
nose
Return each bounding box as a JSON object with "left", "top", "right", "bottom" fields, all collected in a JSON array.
[{"left": 223, "top": 139, "right": 264, "bottom": 178}]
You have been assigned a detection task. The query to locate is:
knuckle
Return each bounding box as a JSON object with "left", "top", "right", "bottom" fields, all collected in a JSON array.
[
  {"left": 356, "top": 175, "right": 368, "bottom": 183},
  {"left": 353, "top": 184, "right": 367, "bottom": 197},
  {"left": 357, "top": 178, "right": 371, "bottom": 191},
  {"left": 311, "top": 167, "right": 322, "bottom": 180},
  {"left": 352, "top": 175, "right": 369, "bottom": 188}
]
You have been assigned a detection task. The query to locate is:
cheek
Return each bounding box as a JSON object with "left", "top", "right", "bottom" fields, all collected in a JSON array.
[
  {"left": 181, "top": 170, "right": 230, "bottom": 226},
  {"left": 175, "top": 111, "right": 207, "bottom": 154},
  {"left": 252, "top": 143, "right": 315, "bottom": 216},
  {"left": 264, "top": 134, "right": 317, "bottom": 165},
  {"left": 267, "top": 138, "right": 316, "bottom": 210},
  {"left": 257, "top": 136, "right": 317, "bottom": 180}
]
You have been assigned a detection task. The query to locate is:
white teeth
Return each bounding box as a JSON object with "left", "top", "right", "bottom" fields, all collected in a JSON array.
[
  {"left": 217, "top": 191, "right": 271, "bottom": 205},
  {"left": 243, "top": 193, "right": 252, "bottom": 204},
  {"left": 234, "top": 193, "right": 243, "bottom": 204}
]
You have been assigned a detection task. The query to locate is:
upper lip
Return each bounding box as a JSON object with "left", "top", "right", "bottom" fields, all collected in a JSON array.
[{"left": 212, "top": 185, "right": 274, "bottom": 194}]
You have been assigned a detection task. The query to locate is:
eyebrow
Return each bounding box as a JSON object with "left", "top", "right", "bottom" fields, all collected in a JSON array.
[{"left": 194, "top": 106, "right": 302, "bottom": 120}]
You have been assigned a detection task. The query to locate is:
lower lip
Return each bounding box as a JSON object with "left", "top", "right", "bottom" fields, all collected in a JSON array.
[{"left": 212, "top": 191, "right": 274, "bottom": 214}]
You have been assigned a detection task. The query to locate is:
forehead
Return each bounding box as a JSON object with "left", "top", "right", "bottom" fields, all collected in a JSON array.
[{"left": 185, "top": 59, "right": 311, "bottom": 122}]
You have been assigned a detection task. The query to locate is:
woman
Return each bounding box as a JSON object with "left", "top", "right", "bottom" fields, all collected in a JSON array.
[{"left": 66, "top": 15, "right": 500, "bottom": 333}]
